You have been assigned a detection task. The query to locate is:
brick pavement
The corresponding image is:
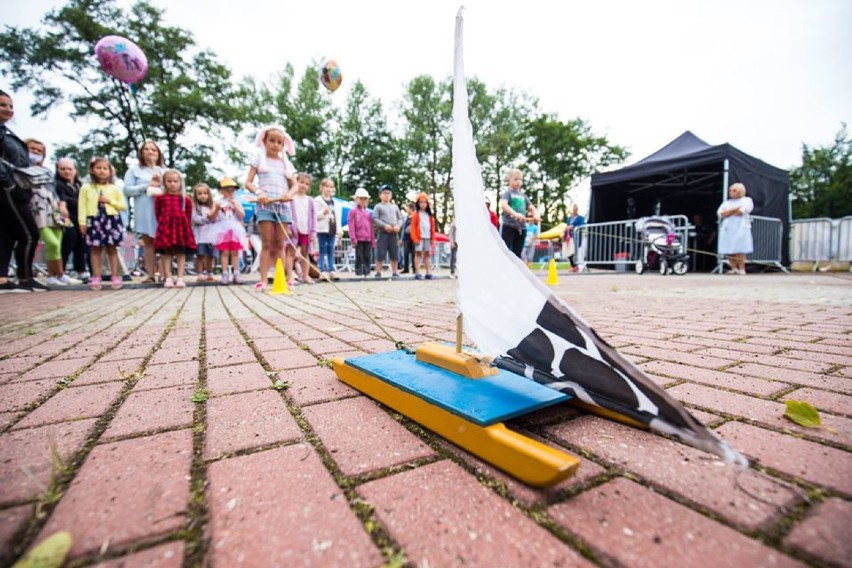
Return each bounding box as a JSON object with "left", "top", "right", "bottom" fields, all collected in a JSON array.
[{"left": 0, "top": 271, "right": 850, "bottom": 567}]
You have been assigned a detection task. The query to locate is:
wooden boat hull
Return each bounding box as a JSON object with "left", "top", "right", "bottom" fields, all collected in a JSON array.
[{"left": 333, "top": 345, "right": 580, "bottom": 487}]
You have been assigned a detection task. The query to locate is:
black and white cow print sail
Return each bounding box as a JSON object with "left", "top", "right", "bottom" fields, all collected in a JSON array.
[{"left": 451, "top": 9, "right": 747, "bottom": 466}]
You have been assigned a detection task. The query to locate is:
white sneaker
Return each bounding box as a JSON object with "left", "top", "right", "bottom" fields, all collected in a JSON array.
[
  {"left": 58, "top": 274, "right": 80, "bottom": 285},
  {"left": 46, "top": 276, "right": 65, "bottom": 286}
]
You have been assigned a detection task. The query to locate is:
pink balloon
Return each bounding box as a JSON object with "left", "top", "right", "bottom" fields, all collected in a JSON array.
[{"left": 95, "top": 35, "right": 148, "bottom": 84}]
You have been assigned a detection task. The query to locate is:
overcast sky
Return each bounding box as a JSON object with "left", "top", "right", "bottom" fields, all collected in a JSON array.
[{"left": 5, "top": 0, "right": 851, "bottom": 196}]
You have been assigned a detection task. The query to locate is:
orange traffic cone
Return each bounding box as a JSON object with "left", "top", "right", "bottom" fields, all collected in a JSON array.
[
  {"left": 269, "top": 258, "right": 291, "bottom": 295},
  {"left": 547, "top": 258, "right": 559, "bottom": 286}
]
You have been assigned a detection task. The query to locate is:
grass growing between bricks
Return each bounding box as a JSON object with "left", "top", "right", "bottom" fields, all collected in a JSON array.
[
  {"left": 218, "top": 288, "right": 413, "bottom": 566},
  {"left": 182, "top": 290, "right": 211, "bottom": 568},
  {"left": 0, "top": 292, "right": 191, "bottom": 566}
]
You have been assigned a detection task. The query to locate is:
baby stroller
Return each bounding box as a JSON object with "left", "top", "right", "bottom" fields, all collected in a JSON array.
[{"left": 634, "top": 216, "right": 689, "bottom": 275}]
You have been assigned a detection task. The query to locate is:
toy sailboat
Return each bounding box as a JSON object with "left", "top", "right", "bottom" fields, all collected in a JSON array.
[{"left": 333, "top": 9, "right": 747, "bottom": 487}]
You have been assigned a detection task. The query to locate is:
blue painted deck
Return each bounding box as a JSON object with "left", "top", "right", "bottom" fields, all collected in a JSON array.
[{"left": 344, "top": 350, "right": 570, "bottom": 426}]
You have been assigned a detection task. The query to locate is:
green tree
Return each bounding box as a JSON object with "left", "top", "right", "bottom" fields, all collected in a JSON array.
[
  {"left": 0, "top": 0, "right": 247, "bottom": 181},
  {"left": 336, "top": 81, "right": 404, "bottom": 200},
  {"left": 244, "top": 63, "right": 340, "bottom": 182},
  {"left": 468, "top": 81, "right": 538, "bottom": 196},
  {"left": 399, "top": 75, "right": 453, "bottom": 227},
  {"left": 790, "top": 124, "right": 852, "bottom": 219},
  {"left": 522, "top": 115, "right": 627, "bottom": 226}
]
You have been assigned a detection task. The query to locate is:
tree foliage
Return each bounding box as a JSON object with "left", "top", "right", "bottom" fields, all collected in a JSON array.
[
  {"left": 789, "top": 124, "right": 852, "bottom": 219},
  {"left": 0, "top": 0, "right": 246, "bottom": 181},
  {"left": 2, "top": 0, "right": 630, "bottom": 229},
  {"left": 522, "top": 115, "right": 627, "bottom": 224}
]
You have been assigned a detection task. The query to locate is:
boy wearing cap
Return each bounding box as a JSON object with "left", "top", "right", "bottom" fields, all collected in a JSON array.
[
  {"left": 372, "top": 184, "right": 404, "bottom": 279},
  {"left": 348, "top": 188, "right": 375, "bottom": 277}
]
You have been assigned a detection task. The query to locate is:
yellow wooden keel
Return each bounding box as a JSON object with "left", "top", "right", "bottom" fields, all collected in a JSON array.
[
  {"left": 333, "top": 356, "right": 580, "bottom": 487},
  {"left": 415, "top": 342, "right": 498, "bottom": 379}
]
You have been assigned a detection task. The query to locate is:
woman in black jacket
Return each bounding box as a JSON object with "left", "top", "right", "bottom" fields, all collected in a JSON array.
[
  {"left": 0, "top": 89, "right": 47, "bottom": 292},
  {"left": 55, "top": 157, "right": 88, "bottom": 278}
]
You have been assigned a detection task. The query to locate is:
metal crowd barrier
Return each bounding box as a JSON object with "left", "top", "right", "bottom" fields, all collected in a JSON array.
[
  {"left": 790, "top": 216, "right": 852, "bottom": 269},
  {"left": 580, "top": 215, "right": 690, "bottom": 272},
  {"left": 837, "top": 216, "right": 852, "bottom": 263},
  {"left": 789, "top": 217, "right": 832, "bottom": 270},
  {"left": 332, "top": 238, "right": 453, "bottom": 272},
  {"left": 743, "top": 215, "right": 787, "bottom": 272}
]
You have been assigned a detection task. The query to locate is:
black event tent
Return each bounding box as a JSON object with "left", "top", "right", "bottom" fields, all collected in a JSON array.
[{"left": 589, "top": 131, "right": 790, "bottom": 265}]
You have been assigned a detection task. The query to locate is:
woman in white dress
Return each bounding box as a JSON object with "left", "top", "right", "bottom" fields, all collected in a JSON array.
[
  {"left": 123, "top": 140, "right": 165, "bottom": 282},
  {"left": 716, "top": 182, "right": 753, "bottom": 275}
]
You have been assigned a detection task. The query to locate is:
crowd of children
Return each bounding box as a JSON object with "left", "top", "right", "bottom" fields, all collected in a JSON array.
[{"left": 2, "top": 103, "right": 565, "bottom": 293}]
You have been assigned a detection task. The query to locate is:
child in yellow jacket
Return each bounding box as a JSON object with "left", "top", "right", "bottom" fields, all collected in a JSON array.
[{"left": 78, "top": 157, "right": 127, "bottom": 290}]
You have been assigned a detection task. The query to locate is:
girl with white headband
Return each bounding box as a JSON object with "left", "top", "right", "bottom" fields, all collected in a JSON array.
[{"left": 244, "top": 124, "right": 298, "bottom": 291}]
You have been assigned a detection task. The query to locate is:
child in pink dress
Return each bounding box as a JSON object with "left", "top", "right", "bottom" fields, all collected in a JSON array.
[
  {"left": 210, "top": 178, "right": 248, "bottom": 285},
  {"left": 289, "top": 172, "right": 317, "bottom": 284}
]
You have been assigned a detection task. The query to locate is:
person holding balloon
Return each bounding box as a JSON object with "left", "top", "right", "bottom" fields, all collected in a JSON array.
[
  {"left": 244, "top": 124, "right": 298, "bottom": 291},
  {"left": 123, "top": 140, "right": 165, "bottom": 282}
]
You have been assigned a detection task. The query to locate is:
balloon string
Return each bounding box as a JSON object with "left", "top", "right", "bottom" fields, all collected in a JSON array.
[{"left": 129, "top": 87, "right": 147, "bottom": 141}]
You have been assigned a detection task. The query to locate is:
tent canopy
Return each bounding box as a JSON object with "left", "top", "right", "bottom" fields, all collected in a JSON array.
[{"left": 589, "top": 131, "right": 790, "bottom": 264}]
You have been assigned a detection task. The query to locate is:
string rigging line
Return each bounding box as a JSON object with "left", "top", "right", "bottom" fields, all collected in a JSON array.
[{"left": 270, "top": 207, "right": 412, "bottom": 353}]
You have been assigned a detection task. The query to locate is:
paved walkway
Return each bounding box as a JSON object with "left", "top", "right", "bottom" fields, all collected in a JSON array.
[{"left": 0, "top": 271, "right": 850, "bottom": 567}]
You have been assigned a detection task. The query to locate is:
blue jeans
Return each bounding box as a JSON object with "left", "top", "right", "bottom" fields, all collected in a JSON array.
[{"left": 317, "top": 233, "right": 336, "bottom": 273}]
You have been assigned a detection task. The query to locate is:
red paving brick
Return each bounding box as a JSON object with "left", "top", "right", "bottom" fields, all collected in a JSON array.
[
  {"left": 134, "top": 360, "right": 199, "bottom": 391},
  {"left": 0, "top": 419, "right": 97, "bottom": 506},
  {"left": 98, "top": 343, "right": 153, "bottom": 362},
  {"left": 784, "top": 498, "right": 852, "bottom": 566},
  {"left": 0, "top": 411, "right": 19, "bottom": 429},
  {"left": 2, "top": 274, "right": 851, "bottom": 566},
  {"left": 16, "top": 357, "right": 94, "bottom": 382},
  {"left": 205, "top": 361, "right": 271, "bottom": 396},
  {"left": 0, "top": 504, "right": 32, "bottom": 559},
  {"left": 0, "top": 355, "right": 44, "bottom": 374},
  {"left": 93, "top": 541, "right": 185, "bottom": 568},
  {"left": 715, "top": 422, "right": 852, "bottom": 494},
  {"left": 358, "top": 460, "right": 591, "bottom": 566},
  {"left": 301, "top": 397, "right": 435, "bottom": 476},
  {"left": 37, "top": 430, "right": 193, "bottom": 559},
  {"left": 13, "top": 381, "right": 124, "bottom": 429},
  {"left": 279, "top": 365, "right": 359, "bottom": 405},
  {"left": 549, "top": 477, "right": 802, "bottom": 568},
  {"left": 263, "top": 347, "right": 320, "bottom": 370},
  {"left": 0, "top": 378, "right": 59, "bottom": 413},
  {"left": 435, "top": 436, "right": 607, "bottom": 508},
  {"left": 640, "top": 360, "right": 790, "bottom": 396},
  {"left": 546, "top": 416, "right": 799, "bottom": 531},
  {"left": 71, "top": 358, "right": 145, "bottom": 387},
  {"left": 102, "top": 385, "right": 195, "bottom": 441},
  {"left": 245, "top": 336, "right": 300, "bottom": 351},
  {"left": 204, "top": 389, "right": 302, "bottom": 460},
  {"left": 667, "top": 382, "right": 852, "bottom": 447},
  {"left": 207, "top": 445, "right": 382, "bottom": 566},
  {"left": 205, "top": 344, "right": 257, "bottom": 368},
  {"left": 780, "top": 387, "right": 852, "bottom": 416},
  {"left": 148, "top": 345, "right": 199, "bottom": 366}
]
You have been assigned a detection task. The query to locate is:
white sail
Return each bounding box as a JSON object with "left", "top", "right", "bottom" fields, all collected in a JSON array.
[{"left": 451, "top": 8, "right": 747, "bottom": 467}]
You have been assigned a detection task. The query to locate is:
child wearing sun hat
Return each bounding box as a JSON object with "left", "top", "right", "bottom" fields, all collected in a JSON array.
[{"left": 348, "top": 187, "right": 375, "bottom": 277}]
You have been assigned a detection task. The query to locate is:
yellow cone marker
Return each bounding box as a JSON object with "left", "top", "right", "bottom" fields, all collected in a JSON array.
[
  {"left": 546, "top": 258, "right": 559, "bottom": 286},
  {"left": 268, "top": 258, "right": 291, "bottom": 295}
]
